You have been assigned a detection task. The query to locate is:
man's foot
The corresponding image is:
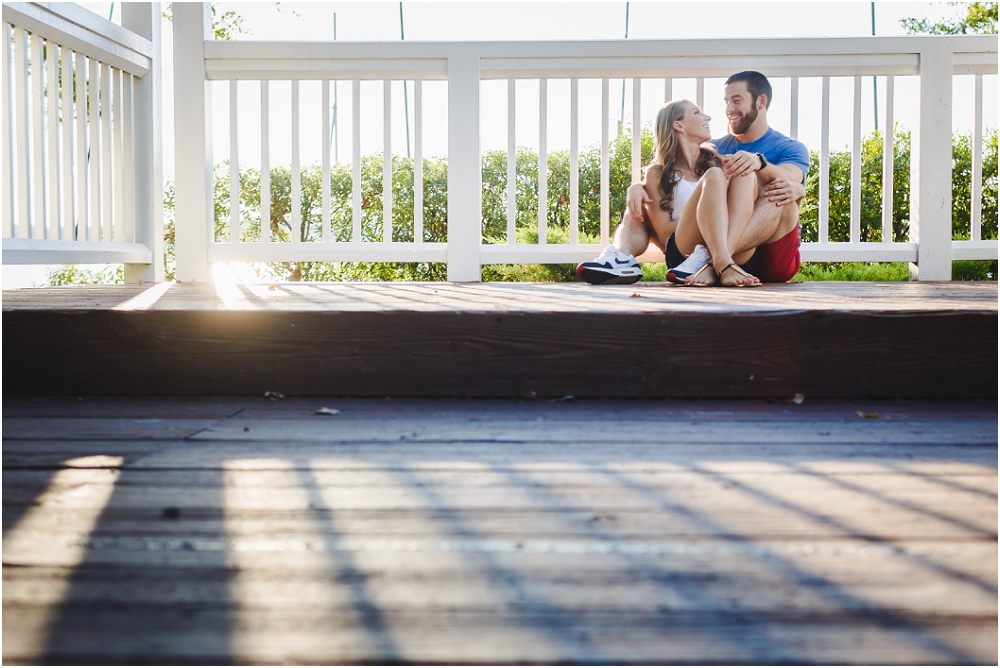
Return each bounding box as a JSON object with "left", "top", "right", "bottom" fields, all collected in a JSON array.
[
  {"left": 666, "top": 244, "right": 713, "bottom": 285},
  {"left": 577, "top": 246, "right": 643, "bottom": 285},
  {"left": 718, "top": 262, "right": 761, "bottom": 287}
]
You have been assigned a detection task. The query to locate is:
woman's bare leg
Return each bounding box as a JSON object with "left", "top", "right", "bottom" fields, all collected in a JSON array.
[
  {"left": 674, "top": 167, "right": 731, "bottom": 253},
  {"left": 726, "top": 172, "right": 759, "bottom": 266},
  {"left": 674, "top": 167, "right": 758, "bottom": 286}
]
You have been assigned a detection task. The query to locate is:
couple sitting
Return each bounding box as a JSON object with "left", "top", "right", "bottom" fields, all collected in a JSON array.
[{"left": 578, "top": 71, "right": 808, "bottom": 287}]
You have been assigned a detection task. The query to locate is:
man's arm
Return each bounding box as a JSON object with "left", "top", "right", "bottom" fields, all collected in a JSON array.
[{"left": 722, "top": 151, "right": 803, "bottom": 184}]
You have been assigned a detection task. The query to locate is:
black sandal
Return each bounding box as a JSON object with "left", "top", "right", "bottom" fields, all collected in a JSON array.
[{"left": 719, "top": 263, "right": 761, "bottom": 287}]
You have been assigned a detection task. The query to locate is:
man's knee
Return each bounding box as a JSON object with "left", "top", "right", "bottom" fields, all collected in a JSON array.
[
  {"left": 781, "top": 200, "right": 801, "bottom": 226},
  {"left": 618, "top": 210, "right": 647, "bottom": 234},
  {"left": 614, "top": 210, "right": 652, "bottom": 255}
]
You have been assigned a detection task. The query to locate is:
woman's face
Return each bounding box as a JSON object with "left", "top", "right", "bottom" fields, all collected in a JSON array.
[{"left": 678, "top": 104, "right": 712, "bottom": 142}]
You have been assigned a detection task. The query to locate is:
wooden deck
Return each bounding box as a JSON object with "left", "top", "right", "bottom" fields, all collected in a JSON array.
[
  {"left": 2, "top": 396, "right": 997, "bottom": 665},
  {"left": 3, "top": 281, "right": 997, "bottom": 398}
]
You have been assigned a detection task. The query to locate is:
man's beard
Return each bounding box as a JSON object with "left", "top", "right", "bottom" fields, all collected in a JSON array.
[{"left": 729, "top": 106, "right": 758, "bottom": 135}]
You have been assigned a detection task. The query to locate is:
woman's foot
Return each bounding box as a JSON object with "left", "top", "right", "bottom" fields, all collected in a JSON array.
[
  {"left": 667, "top": 245, "right": 714, "bottom": 285},
  {"left": 717, "top": 262, "right": 761, "bottom": 287}
]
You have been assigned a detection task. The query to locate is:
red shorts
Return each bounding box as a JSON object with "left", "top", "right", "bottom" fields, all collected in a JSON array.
[{"left": 755, "top": 226, "right": 801, "bottom": 283}]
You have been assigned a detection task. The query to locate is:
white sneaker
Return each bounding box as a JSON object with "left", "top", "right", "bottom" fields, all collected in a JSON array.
[
  {"left": 576, "top": 246, "right": 643, "bottom": 285},
  {"left": 666, "top": 244, "right": 711, "bottom": 285}
]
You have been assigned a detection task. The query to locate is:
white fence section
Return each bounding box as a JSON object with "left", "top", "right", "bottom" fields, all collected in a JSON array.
[
  {"left": 2, "top": 2, "right": 162, "bottom": 281},
  {"left": 173, "top": 14, "right": 997, "bottom": 282}
]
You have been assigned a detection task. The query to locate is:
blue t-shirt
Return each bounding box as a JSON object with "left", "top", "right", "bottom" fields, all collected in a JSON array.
[{"left": 711, "top": 128, "right": 809, "bottom": 184}]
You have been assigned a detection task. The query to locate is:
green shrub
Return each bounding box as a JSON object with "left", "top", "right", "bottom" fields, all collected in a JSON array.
[{"left": 154, "top": 125, "right": 999, "bottom": 284}]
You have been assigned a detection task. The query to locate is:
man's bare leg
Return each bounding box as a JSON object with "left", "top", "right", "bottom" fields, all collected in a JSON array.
[
  {"left": 726, "top": 173, "right": 759, "bottom": 262},
  {"left": 731, "top": 194, "right": 800, "bottom": 256},
  {"left": 613, "top": 210, "right": 655, "bottom": 258}
]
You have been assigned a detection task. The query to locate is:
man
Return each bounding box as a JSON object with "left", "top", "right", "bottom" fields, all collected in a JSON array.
[{"left": 577, "top": 71, "right": 808, "bottom": 286}]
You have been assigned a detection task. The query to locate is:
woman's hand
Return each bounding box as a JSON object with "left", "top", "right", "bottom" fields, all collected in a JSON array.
[
  {"left": 723, "top": 151, "right": 762, "bottom": 178},
  {"left": 627, "top": 183, "right": 653, "bottom": 221},
  {"left": 763, "top": 178, "right": 805, "bottom": 207}
]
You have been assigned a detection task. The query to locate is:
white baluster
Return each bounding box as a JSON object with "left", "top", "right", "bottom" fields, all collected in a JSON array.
[
  {"left": 570, "top": 77, "right": 578, "bottom": 246},
  {"left": 414, "top": 80, "right": 423, "bottom": 245},
  {"left": 850, "top": 76, "right": 861, "bottom": 244},
  {"left": 538, "top": 78, "right": 547, "bottom": 246},
  {"left": 383, "top": 79, "right": 392, "bottom": 243},
  {"left": 506, "top": 78, "right": 515, "bottom": 245},
  {"left": 600, "top": 77, "right": 609, "bottom": 245}
]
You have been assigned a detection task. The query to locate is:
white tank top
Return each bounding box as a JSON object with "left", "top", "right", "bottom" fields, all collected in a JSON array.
[{"left": 671, "top": 177, "right": 698, "bottom": 221}]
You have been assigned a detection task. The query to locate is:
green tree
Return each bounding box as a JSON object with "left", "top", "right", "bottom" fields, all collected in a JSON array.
[
  {"left": 162, "top": 3, "right": 251, "bottom": 40},
  {"left": 901, "top": 1, "right": 997, "bottom": 34},
  {"left": 65, "top": 124, "right": 999, "bottom": 285},
  {"left": 800, "top": 127, "right": 912, "bottom": 243},
  {"left": 799, "top": 127, "right": 996, "bottom": 245}
]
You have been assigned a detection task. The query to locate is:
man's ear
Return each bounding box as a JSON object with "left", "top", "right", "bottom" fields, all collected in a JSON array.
[{"left": 757, "top": 94, "right": 768, "bottom": 111}]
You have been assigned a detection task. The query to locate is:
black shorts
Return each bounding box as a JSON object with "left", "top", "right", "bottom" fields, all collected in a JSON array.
[{"left": 665, "top": 233, "right": 760, "bottom": 275}]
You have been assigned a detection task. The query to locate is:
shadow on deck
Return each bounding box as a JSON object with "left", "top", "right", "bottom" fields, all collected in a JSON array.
[
  {"left": 3, "top": 281, "right": 997, "bottom": 398},
  {"left": 2, "top": 395, "right": 997, "bottom": 664}
]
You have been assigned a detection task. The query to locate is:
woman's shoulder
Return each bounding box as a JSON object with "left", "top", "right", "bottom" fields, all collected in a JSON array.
[{"left": 643, "top": 163, "right": 665, "bottom": 180}]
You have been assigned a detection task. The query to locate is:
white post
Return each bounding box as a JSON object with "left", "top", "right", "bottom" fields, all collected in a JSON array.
[
  {"left": 909, "top": 43, "right": 953, "bottom": 281},
  {"left": 123, "top": 2, "right": 163, "bottom": 283},
  {"left": 446, "top": 55, "right": 480, "bottom": 282},
  {"left": 173, "top": 2, "right": 211, "bottom": 282}
]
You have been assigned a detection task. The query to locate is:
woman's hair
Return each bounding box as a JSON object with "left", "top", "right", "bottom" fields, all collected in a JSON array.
[{"left": 651, "top": 100, "right": 723, "bottom": 215}]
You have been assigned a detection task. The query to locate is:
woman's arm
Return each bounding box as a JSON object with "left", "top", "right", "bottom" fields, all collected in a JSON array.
[
  {"left": 627, "top": 164, "right": 662, "bottom": 221},
  {"left": 761, "top": 178, "right": 806, "bottom": 207},
  {"left": 637, "top": 165, "right": 677, "bottom": 244},
  {"left": 628, "top": 165, "right": 672, "bottom": 220},
  {"left": 626, "top": 182, "right": 652, "bottom": 221}
]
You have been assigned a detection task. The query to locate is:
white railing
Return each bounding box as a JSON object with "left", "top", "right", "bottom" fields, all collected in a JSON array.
[
  {"left": 2, "top": 2, "right": 163, "bottom": 281},
  {"left": 175, "top": 20, "right": 997, "bottom": 282}
]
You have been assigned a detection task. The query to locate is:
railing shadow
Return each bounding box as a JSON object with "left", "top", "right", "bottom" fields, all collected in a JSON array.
[
  {"left": 294, "top": 463, "right": 402, "bottom": 661},
  {"left": 785, "top": 461, "right": 998, "bottom": 539},
  {"left": 491, "top": 463, "right": 776, "bottom": 658},
  {"left": 594, "top": 463, "right": 981, "bottom": 665},
  {"left": 34, "top": 460, "right": 235, "bottom": 665},
  {"left": 882, "top": 461, "right": 1000, "bottom": 502},
  {"left": 688, "top": 463, "right": 997, "bottom": 597},
  {"left": 386, "top": 464, "right": 612, "bottom": 663}
]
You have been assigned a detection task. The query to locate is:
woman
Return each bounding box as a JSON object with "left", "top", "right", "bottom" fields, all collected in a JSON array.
[{"left": 621, "top": 99, "right": 762, "bottom": 287}]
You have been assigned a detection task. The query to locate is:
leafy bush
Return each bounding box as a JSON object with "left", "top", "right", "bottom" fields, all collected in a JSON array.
[{"left": 109, "top": 125, "right": 1000, "bottom": 285}]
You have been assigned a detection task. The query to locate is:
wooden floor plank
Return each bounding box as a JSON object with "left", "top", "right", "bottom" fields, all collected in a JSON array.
[
  {"left": 3, "top": 607, "right": 995, "bottom": 665},
  {"left": 4, "top": 281, "right": 997, "bottom": 314},
  {"left": 5, "top": 284, "right": 997, "bottom": 398},
  {"left": 3, "top": 397, "right": 996, "bottom": 665}
]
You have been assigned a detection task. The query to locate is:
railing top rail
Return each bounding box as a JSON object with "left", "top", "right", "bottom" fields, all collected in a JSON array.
[
  {"left": 1, "top": 1, "right": 152, "bottom": 75},
  {"left": 205, "top": 34, "right": 998, "bottom": 80}
]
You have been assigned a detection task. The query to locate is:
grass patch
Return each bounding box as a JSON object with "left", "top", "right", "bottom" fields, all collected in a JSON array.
[
  {"left": 791, "top": 260, "right": 997, "bottom": 282},
  {"left": 791, "top": 262, "right": 909, "bottom": 282},
  {"left": 953, "top": 260, "right": 998, "bottom": 281},
  {"left": 482, "top": 263, "right": 581, "bottom": 282},
  {"left": 480, "top": 260, "right": 997, "bottom": 283}
]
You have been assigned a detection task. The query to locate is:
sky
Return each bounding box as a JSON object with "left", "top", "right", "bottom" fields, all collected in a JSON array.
[
  {"left": 89, "top": 1, "right": 999, "bottom": 172},
  {"left": 5, "top": 1, "right": 997, "bottom": 287}
]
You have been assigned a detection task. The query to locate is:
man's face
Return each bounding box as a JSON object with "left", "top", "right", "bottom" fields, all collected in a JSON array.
[{"left": 724, "top": 81, "right": 759, "bottom": 135}]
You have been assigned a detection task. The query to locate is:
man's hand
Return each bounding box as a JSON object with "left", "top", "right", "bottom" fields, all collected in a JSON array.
[
  {"left": 762, "top": 178, "right": 805, "bottom": 207},
  {"left": 722, "top": 151, "right": 762, "bottom": 178},
  {"left": 627, "top": 182, "right": 653, "bottom": 220}
]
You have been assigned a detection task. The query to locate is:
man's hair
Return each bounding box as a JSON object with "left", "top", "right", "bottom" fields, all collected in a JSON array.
[{"left": 726, "top": 71, "right": 772, "bottom": 109}]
